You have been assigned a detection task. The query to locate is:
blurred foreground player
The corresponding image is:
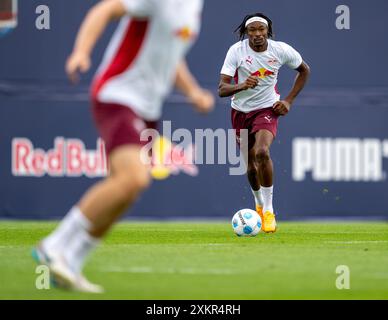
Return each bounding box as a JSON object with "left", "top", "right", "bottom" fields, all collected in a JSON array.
[
  {"left": 32, "top": 0, "right": 214, "bottom": 293},
  {"left": 218, "top": 13, "right": 310, "bottom": 232}
]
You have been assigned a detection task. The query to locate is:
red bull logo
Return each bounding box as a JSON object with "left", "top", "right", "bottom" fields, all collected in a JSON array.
[
  {"left": 12, "top": 138, "right": 107, "bottom": 177},
  {"left": 251, "top": 67, "right": 275, "bottom": 79},
  {"left": 11, "top": 136, "right": 198, "bottom": 180},
  {"left": 175, "top": 26, "right": 196, "bottom": 41}
]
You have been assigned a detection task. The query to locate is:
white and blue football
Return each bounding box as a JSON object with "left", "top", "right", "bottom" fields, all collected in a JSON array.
[{"left": 231, "top": 209, "right": 262, "bottom": 237}]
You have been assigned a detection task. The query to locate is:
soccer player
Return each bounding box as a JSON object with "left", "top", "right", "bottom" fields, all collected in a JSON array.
[
  {"left": 32, "top": 0, "right": 214, "bottom": 293},
  {"left": 218, "top": 13, "right": 310, "bottom": 233}
]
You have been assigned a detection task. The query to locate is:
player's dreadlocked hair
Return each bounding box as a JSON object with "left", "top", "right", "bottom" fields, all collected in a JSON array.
[{"left": 234, "top": 13, "right": 273, "bottom": 41}]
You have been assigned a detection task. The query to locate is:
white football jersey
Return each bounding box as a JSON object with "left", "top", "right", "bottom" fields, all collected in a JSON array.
[
  {"left": 92, "top": 0, "right": 203, "bottom": 120},
  {"left": 220, "top": 39, "right": 303, "bottom": 113}
]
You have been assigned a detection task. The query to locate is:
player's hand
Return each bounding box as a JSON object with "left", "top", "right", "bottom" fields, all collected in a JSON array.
[
  {"left": 66, "top": 51, "right": 91, "bottom": 84},
  {"left": 273, "top": 100, "right": 291, "bottom": 116},
  {"left": 241, "top": 76, "right": 259, "bottom": 90},
  {"left": 189, "top": 89, "right": 215, "bottom": 114}
]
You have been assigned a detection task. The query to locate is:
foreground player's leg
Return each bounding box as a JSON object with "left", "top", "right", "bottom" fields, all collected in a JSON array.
[
  {"left": 253, "top": 130, "right": 277, "bottom": 233},
  {"left": 37, "top": 145, "right": 150, "bottom": 292},
  {"left": 79, "top": 145, "right": 150, "bottom": 237}
]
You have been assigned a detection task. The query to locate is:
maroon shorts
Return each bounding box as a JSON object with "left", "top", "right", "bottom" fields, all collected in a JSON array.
[
  {"left": 231, "top": 107, "right": 279, "bottom": 150},
  {"left": 92, "top": 100, "right": 158, "bottom": 156}
]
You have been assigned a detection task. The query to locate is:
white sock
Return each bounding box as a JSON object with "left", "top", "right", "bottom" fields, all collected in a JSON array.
[
  {"left": 63, "top": 226, "right": 99, "bottom": 274},
  {"left": 42, "top": 206, "right": 91, "bottom": 255},
  {"left": 43, "top": 206, "right": 99, "bottom": 274},
  {"left": 260, "top": 185, "right": 274, "bottom": 213},
  {"left": 251, "top": 188, "right": 264, "bottom": 207}
]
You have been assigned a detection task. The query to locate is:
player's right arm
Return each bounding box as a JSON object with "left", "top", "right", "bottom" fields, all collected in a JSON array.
[
  {"left": 218, "top": 74, "right": 258, "bottom": 98},
  {"left": 66, "top": 0, "right": 127, "bottom": 83},
  {"left": 218, "top": 44, "right": 258, "bottom": 97}
]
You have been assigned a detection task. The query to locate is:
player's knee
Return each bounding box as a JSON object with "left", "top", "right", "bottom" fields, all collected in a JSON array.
[
  {"left": 132, "top": 169, "right": 151, "bottom": 191},
  {"left": 127, "top": 170, "right": 151, "bottom": 193},
  {"left": 255, "top": 146, "right": 270, "bottom": 162},
  {"left": 247, "top": 163, "right": 258, "bottom": 177},
  {"left": 114, "top": 169, "right": 151, "bottom": 202}
]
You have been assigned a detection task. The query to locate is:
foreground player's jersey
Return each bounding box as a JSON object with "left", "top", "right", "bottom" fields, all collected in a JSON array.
[
  {"left": 221, "top": 39, "right": 302, "bottom": 113},
  {"left": 92, "top": 0, "right": 203, "bottom": 120}
]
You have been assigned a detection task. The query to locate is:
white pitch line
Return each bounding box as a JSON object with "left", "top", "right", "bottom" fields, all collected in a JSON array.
[
  {"left": 101, "top": 266, "right": 236, "bottom": 275},
  {"left": 286, "top": 231, "right": 388, "bottom": 234},
  {"left": 101, "top": 243, "right": 230, "bottom": 248},
  {"left": 142, "top": 229, "right": 196, "bottom": 232},
  {"left": 0, "top": 245, "right": 23, "bottom": 248},
  {"left": 324, "top": 240, "right": 388, "bottom": 244},
  {"left": 369, "top": 273, "right": 388, "bottom": 279}
]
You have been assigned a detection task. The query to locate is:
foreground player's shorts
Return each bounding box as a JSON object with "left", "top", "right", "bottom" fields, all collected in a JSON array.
[
  {"left": 231, "top": 107, "right": 279, "bottom": 150},
  {"left": 92, "top": 100, "right": 158, "bottom": 156}
]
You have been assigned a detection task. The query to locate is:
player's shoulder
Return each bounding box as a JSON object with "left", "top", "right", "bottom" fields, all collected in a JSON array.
[
  {"left": 227, "top": 39, "right": 248, "bottom": 53},
  {"left": 268, "top": 39, "right": 295, "bottom": 53},
  {"left": 165, "top": 0, "right": 203, "bottom": 12},
  {"left": 228, "top": 41, "right": 242, "bottom": 51}
]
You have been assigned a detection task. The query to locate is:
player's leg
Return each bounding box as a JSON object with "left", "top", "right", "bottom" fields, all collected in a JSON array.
[
  {"left": 36, "top": 145, "right": 150, "bottom": 292},
  {"left": 231, "top": 108, "right": 264, "bottom": 218},
  {"left": 78, "top": 145, "right": 150, "bottom": 238},
  {"left": 251, "top": 129, "right": 277, "bottom": 232},
  {"left": 247, "top": 147, "right": 264, "bottom": 220},
  {"left": 42, "top": 102, "right": 152, "bottom": 266},
  {"left": 253, "top": 129, "right": 274, "bottom": 188},
  {"left": 66, "top": 145, "right": 149, "bottom": 276}
]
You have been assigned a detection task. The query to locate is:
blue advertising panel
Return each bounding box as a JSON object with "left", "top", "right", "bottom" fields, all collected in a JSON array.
[{"left": 1, "top": 0, "right": 387, "bottom": 219}]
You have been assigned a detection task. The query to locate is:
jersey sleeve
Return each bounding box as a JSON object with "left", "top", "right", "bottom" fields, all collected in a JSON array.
[
  {"left": 120, "top": 0, "right": 157, "bottom": 17},
  {"left": 220, "top": 45, "right": 238, "bottom": 77},
  {"left": 279, "top": 42, "right": 303, "bottom": 70}
]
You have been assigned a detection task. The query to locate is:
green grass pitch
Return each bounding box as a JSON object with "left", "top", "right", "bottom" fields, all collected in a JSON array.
[{"left": 0, "top": 221, "right": 387, "bottom": 299}]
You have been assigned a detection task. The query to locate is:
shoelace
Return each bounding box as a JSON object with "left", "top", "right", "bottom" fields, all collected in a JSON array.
[{"left": 264, "top": 213, "right": 274, "bottom": 225}]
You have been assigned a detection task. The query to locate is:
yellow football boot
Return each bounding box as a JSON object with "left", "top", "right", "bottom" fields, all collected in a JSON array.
[
  {"left": 255, "top": 205, "right": 264, "bottom": 230},
  {"left": 262, "top": 211, "right": 277, "bottom": 233}
]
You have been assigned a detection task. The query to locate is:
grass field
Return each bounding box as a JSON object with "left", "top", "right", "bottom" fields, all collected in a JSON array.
[{"left": 0, "top": 220, "right": 388, "bottom": 299}]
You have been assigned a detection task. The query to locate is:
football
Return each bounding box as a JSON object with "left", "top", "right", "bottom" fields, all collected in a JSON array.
[{"left": 232, "top": 209, "right": 262, "bottom": 237}]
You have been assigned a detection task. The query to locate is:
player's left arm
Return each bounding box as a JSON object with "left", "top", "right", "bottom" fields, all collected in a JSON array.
[
  {"left": 273, "top": 61, "right": 311, "bottom": 116},
  {"left": 175, "top": 60, "right": 215, "bottom": 114}
]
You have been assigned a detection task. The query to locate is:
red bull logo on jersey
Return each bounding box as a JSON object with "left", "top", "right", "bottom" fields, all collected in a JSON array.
[
  {"left": 175, "top": 26, "right": 196, "bottom": 41},
  {"left": 251, "top": 67, "right": 275, "bottom": 79}
]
